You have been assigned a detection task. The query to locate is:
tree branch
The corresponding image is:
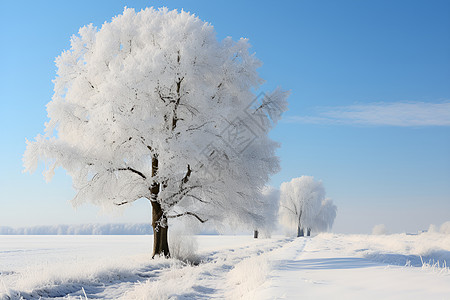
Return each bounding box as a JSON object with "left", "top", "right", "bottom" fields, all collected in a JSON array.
[
  {"left": 115, "top": 167, "right": 147, "bottom": 180},
  {"left": 211, "top": 82, "right": 223, "bottom": 101},
  {"left": 186, "top": 194, "right": 209, "bottom": 204},
  {"left": 115, "top": 200, "right": 130, "bottom": 206},
  {"left": 186, "top": 121, "right": 213, "bottom": 132},
  {"left": 165, "top": 185, "right": 200, "bottom": 203},
  {"left": 171, "top": 77, "right": 184, "bottom": 131},
  {"left": 280, "top": 204, "right": 297, "bottom": 216},
  {"left": 179, "top": 102, "right": 198, "bottom": 116},
  {"left": 181, "top": 164, "right": 191, "bottom": 185},
  {"left": 167, "top": 212, "right": 208, "bottom": 223}
]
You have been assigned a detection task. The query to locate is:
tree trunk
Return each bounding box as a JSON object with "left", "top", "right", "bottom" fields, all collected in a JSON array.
[
  {"left": 307, "top": 228, "right": 311, "bottom": 236},
  {"left": 297, "top": 211, "right": 304, "bottom": 237},
  {"left": 297, "top": 225, "right": 304, "bottom": 237},
  {"left": 254, "top": 230, "right": 259, "bottom": 238},
  {"left": 150, "top": 154, "right": 170, "bottom": 258},
  {"left": 151, "top": 201, "right": 170, "bottom": 258}
]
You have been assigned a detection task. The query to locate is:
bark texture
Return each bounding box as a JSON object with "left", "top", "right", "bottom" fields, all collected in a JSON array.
[
  {"left": 151, "top": 201, "right": 170, "bottom": 258},
  {"left": 150, "top": 154, "right": 170, "bottom": 258}
]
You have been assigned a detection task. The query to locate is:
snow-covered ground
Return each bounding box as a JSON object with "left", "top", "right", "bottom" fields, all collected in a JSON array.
[{"left": 1, "top": 233, "right": 449, "bottom": 299}]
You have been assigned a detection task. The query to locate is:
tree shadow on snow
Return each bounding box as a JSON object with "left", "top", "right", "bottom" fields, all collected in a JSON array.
[
  {"left": 278, "top": 257, "right": 381, "bottom": 270},
  {"left": 364, "top": 250, "right": 450, "bottom": 268}
]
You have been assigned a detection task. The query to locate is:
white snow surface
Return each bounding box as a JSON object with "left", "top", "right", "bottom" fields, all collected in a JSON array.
[{"left": 1, "top": 233, "right": 449, "bottom": 299}]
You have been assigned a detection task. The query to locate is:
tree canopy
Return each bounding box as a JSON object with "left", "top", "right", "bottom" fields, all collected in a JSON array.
[
  {"left": 279, "top": 176, "right": 337, "bottom": 235},
  {"left": 23, "top": 7, "right": 288, "bottom": 255}
]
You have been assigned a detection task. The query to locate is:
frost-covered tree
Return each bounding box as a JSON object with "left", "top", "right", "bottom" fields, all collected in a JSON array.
[
  {"left": 313, "top": 198, "right": 337, "bottom": 233},
  {"left": 23, "top": 7, "right": 288, "bottom": 257},
  {"left": 254, "top": 186, "right": 280, "bottom": 238},
  {"left": 279, "top": 176, "right": 336, "bottom": 237}
]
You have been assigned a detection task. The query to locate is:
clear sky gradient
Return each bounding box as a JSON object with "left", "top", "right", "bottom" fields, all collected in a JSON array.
[{"left": 1, "top": 0, "right": 449, "bottom": 233}]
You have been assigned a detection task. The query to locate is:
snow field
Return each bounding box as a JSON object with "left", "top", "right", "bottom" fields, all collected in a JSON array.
[
  {"left": 1, "top": 233, "right": 450, "bottom": 299},
  {"left": 255, "top": 233, "right": 450, "bottom": 300},
  {"left": 326, "top": 232, "right": 450, "bottom": 269},
  {"left": 0, "top": 235, "right": 289, "bottom": 299},
  {"left": 0, "top": 235, "right": 154, "bottom": 299}
]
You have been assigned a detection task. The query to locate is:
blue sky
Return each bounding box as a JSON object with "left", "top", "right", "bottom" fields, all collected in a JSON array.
[{"left": 1, "top": 0, "right": 449, "bottom": 233}]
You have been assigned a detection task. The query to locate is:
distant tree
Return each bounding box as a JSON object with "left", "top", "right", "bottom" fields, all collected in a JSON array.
[
  {"left": 254, "top": 186, "right": 280, "bottom": 238},
  {"left": 23, "top": 8, "right": 288, "bottom": 257},
  {"left": 279, "top": 176, "right": 336, "bottom": 237},
  {"left": 372, "top": 224, "right": 388, "bottom": 235},
  {"left": 312, "top": 198, "right": 337, "bottom": 233}
]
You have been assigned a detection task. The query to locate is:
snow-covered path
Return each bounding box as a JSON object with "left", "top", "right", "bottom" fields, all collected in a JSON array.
[
  {"left": 1, "top": 234, "right": 450, "bottom": 299},
  {"left": 255, "top": 235, "right": 450, "bottom": 300}
]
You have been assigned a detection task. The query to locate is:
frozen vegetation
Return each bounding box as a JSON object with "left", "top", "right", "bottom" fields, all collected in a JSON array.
[
  {"left": 23, "top": 7, "right": 288, "bottom": 257},
  {"left": 1, "top": 232, "right": 450, "bottom": 299},
  {"left": 279, "top": 176, "right": 337, "bottom": 236}
]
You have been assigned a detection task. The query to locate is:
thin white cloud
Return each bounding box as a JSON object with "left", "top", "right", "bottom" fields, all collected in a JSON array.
[{"left": 287, "top": 101, "right": 450, "bottom": 127}]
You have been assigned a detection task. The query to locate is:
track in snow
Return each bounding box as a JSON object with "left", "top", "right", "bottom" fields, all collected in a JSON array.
[{"left": 1, "top": 236, "right": 293, "bottom": 299}]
